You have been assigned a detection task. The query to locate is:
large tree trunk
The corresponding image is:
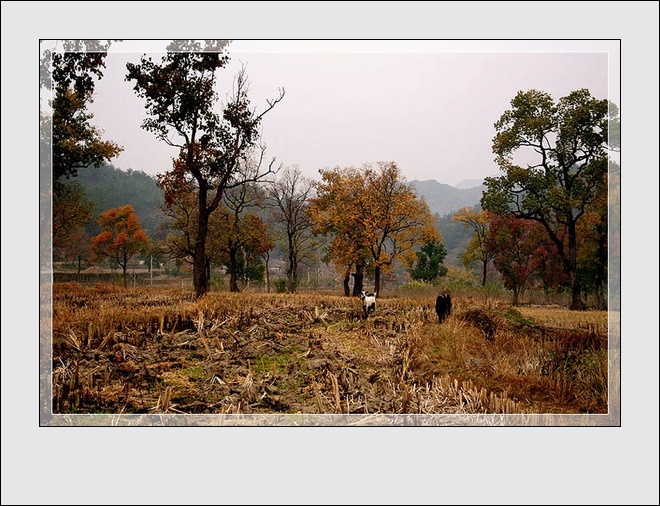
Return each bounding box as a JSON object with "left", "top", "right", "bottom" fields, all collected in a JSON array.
[
  {"left": 343, "top": 267, "right": 351, "bottom": 297},
  {"left": 595, "top": 222, "right": 608, "bottom": 309},
  {"left": 374, "top": 265, "right": 381, "bottom": 297},
  {"left": 193, "top": 190, "right": 209, "bottom": 299},
  {"left": 229, "top": 247, "right": 240, "bottom": 293},
  {"left": 567, "top": 222, "right": 584, "bottom": 310},
  {"left": 286, "top": 238, "right": 297, "bottom": 293},
  {"left": 352, "top": 262, "right": 364, "bottom": 296},
  {"left": 481, "top": 260, "right": 488, "bottom": 287},
  {"left": 570, "top": 279, "right": 584, "bottom": 310}
]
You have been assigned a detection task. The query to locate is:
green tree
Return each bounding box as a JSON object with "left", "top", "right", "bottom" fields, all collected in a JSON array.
[
  {"left": 45, "top": 40, "right": 123, "bottom": 250},
  {"left": 91, "top": 204, "right": 150, "bottom": 287},
  {"left": 126, "top": 40, "right": 284, "bottom": 299},
  {"left": 49, "top": 41, "right": 123, "bottom": 180},
  {"left": 481, "top": 89, "right": 616, "bottom": 309},
  {"left": 408, "top": 239, "right": 448, "bottom": 283}
]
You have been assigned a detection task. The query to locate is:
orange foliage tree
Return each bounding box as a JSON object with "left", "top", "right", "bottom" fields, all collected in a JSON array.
[
  {"left": 309, "top": 166, "right": 370, "bottom": 296},
  {"left": 310, "top": 162, "right": 439, "bottom": 296},
  {"left": 91, "top": 204, "right": 150, "bottom": 287}
]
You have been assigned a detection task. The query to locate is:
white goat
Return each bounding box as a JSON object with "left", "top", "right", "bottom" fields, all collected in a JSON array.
[{"left": 360, "top": 290, "right": 376, "bottom": 317}]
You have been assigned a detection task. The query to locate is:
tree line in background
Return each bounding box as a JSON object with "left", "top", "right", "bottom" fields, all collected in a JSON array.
[{"left": 43, "top": 40, "right": 619, "bottom": 310}]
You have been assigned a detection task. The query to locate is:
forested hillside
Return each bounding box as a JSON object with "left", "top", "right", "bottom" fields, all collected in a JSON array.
[{"left": 77, "top": 164, "right": 165, "bottom": 239}]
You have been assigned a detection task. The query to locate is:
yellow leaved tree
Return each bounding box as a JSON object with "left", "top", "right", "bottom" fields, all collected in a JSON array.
[{"left": 310, "top": 162, "right": 439, "bottom": 296}]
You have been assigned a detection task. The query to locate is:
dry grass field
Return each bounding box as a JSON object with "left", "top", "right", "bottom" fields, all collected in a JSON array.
[{"left": 43, "top": 282, "right": 615, "bottom": 423}]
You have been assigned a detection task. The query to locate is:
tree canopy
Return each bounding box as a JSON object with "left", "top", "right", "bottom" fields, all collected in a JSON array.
[
  {"left": 407, "top": 239, "right": 448, "bottom": 283},
  {"left": 127, "top": 41, "right": 284, "bottom": 298},
  {"left": 481, "top": 88, "right": 616, "bottom": 309},
  {"left": 310, "top": 162, "right": 439, "bottom": 296},
  {"left": 45, "top": 41, "right": 123, "bottom": 257},
  {"left": 91, "top": 204, "right": 150, "bottom": 287},
  {"left": 50, "top": 44, "right": 123, "bottom": 181}
]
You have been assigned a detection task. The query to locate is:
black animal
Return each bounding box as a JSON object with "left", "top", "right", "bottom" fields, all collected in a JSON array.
[{"left": 435, "top": 292, "right": 452, "bottom": 323}]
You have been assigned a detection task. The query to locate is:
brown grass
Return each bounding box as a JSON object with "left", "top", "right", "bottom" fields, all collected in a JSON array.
[{"left": 47, "top": 283, "right": 610, "bottom": 416}]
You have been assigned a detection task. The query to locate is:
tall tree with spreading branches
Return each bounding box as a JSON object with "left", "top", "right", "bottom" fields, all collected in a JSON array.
[
  {"left": 481, "top": 89, "right": 616, "bottom": 309},
  {"left": 268, "top": 166, "right": 316, "bottom": 293},
  {"left": 361, "top": 162, "right": 439, "bottom": 296},
  {"left": 309, "top": 166, "right": 371, "bottom": 296},
  {"left": 126, "top": 40, "right": 284, "bottom": 298},
  {"left": 310, "top": 162, "right": 438, "bottom": 296},
  {"left": 44, "top": 40, "right": 123, "bottom": 252}
]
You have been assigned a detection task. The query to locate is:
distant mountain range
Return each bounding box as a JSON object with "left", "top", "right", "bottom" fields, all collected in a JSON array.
[
  {"left": 454, "top": 178, "right": 486, "bottom": 190},
  {"left": 409, "top": 179, "right": 485, "bottom": 217}
]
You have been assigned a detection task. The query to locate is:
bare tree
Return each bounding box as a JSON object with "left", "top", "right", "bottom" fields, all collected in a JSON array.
[
  {"left": 268, "top": 166, "right": 316, "bottom": 293},
  {"left": 216, "top": 160, "right": 268, "bottom": 292}
]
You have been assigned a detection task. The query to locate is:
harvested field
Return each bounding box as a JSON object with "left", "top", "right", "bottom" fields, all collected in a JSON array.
[{"left": 44, "top": 283, "right": 615, "bottom": 424}]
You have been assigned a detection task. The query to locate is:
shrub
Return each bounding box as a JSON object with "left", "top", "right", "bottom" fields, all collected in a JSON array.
[
  {"left": 273, "top": 278, "right": 288, "bottom": 293},
  {"left": 210, "top": 275, "right": 227, "bottom": 291}
]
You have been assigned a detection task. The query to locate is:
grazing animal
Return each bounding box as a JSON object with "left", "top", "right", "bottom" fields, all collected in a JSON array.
[
  {"left": 360, "top": 290, "right": 376, "bottom": 317},
  {"left": 435, "top": 292, "right": 452, "bottom": 323}
]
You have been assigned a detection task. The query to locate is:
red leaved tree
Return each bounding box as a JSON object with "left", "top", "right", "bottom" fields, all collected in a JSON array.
[
  {"left": 91, "top": 204, "right": 150, "bottom": 287},
  {"left": 487, "top": 215, "right": 542, "bottom": 305}
]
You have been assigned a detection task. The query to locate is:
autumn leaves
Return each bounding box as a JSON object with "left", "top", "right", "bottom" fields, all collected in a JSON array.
[{"left": 309, "top": 162, "right": 439, "bottom": 297}]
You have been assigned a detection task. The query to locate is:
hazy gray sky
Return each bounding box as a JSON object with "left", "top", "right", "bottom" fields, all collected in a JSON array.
[{"left": 87, "top": 40, "right": 618, "bottom": 186}]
